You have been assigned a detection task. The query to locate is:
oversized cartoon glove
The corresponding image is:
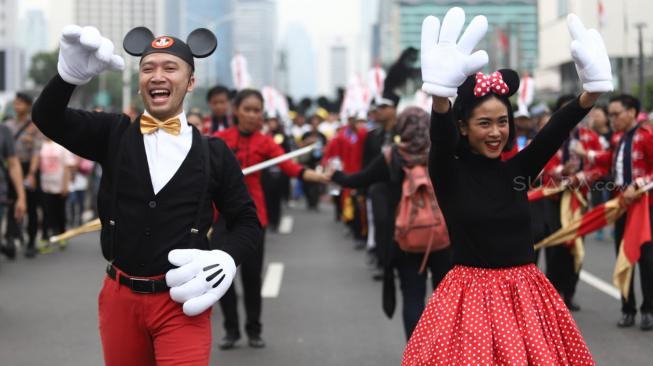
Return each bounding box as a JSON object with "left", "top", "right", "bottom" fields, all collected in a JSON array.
[
  {"left": 57, "top": 25, "right": 125, "bottom": 85},
  {"left": 567, "top": 14, "right": 613, "bottom": 93},
  {"left": 166, "top": 249, "right": 237, "bottom": 317},
  {"left": 420, "top": 7, "right": 489, "bottom": 97}
]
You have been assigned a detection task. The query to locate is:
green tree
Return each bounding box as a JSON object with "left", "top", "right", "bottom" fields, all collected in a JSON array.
[
  {"left": 632, "top": 81, "right": 653, "bottom": 112},
  {"left": 28, "top": 50, "right": 59, "bottom": 87}
]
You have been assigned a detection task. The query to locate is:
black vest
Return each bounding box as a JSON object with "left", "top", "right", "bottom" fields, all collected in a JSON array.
[{"left": 98, "top": 120, "right": 214, "bottom": 276}]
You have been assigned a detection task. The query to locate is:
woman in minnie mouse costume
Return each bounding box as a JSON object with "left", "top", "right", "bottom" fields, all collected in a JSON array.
[
  {"left": 402, "top": 8, "right": 611, "bottom": 365},
  {"left": 31, "top": 25, "right": 261, "bottom": 365}
]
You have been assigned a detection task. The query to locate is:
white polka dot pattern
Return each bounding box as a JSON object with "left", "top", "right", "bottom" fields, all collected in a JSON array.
[
  {"left": 473, "top": 71, "right": 510, "bottom": 98},
  {"left": 402, "top": 264, "right": 595, "bottom": 365}
]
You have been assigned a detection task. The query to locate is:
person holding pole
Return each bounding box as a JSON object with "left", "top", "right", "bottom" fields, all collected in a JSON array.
[{"left": 212, "top": 89, "right": 328, "bottom": 349}]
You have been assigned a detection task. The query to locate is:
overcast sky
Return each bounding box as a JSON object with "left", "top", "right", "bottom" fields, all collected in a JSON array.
[
  {"left": 19, "top": 0, "right": 367, "bottom": 46},
  {"left": 277, "top": 0, "right": 364, "bottom": 40}
]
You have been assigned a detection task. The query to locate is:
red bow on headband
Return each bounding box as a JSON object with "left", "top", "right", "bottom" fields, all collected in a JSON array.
[{"left": 473, "top": 71, "right": 509, "bottom": 97}]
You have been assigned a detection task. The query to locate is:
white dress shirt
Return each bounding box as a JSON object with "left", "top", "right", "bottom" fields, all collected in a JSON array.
[
  {"left": 615, "top": 142, "right": 625, "bottom": 186},
  {"left": 142, "top": 111, "right": 192, "bottom": 194}
]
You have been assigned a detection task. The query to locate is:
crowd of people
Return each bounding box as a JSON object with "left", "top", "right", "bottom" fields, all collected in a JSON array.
[
  {"left": 2, "top": 8, "right": 653, "bottom": 365},
  {"left": 0, "top": 92, "right": 97, "bottom": 260}
]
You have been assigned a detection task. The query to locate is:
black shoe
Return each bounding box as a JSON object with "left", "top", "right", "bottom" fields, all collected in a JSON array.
[
  {"left": 248, "top": 335, "right": 266, "bottom": 348},
  {"left": 0, "top": 241, "right": 16, "bottom": 260},
  {"left": 24, "top": 246, "right": 38, "bottom": 258},
  {"left": 564, "top": 298, "right": 581, "bottom": 312},
  {"left": 218, "top": 334, "right": 240, "bottom": 350},
  {"left": 617, "top": 313, "right": 636, "bottom": 328},
  {"left": 641, "top": 313, "right": 653, "bottom": 331},
  {"left": 371, "top": 269, "right": 383, "bottom": 282}
]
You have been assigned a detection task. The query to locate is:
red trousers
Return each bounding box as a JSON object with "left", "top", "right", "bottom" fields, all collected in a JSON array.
[{"left": 98, "top": 268, "right": 212, "bottom": 366}]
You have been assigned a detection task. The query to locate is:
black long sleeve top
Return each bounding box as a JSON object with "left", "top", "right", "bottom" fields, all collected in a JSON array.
[
  {"left": 429, "top": 97, "right": 591, "bottom": 268},
  {"left": 32, "top": 75, "right": 261, "bottom": 276},
  {"left": 331, "top": 150, "right": 405, "bottom": 263}
]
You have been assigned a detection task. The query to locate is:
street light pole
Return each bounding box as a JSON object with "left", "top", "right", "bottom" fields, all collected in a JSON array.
[{"left": 635, "top": 22, "right": 646, "bottom": 103}]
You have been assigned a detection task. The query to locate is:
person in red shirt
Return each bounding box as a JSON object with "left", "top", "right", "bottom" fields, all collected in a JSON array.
[
  {"left": 212, "top": 89, "right": 327, "bottom": 349},
  {"left": 577, "top": 94, "right": 653, "bottom": 330},
  {"left": 323, "top": 112, "right": 368, "bottom": 243}
]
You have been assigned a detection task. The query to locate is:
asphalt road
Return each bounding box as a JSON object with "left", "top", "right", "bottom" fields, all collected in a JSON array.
[{"left": 1, "top": 204, "right": 652, "bottom": 365}]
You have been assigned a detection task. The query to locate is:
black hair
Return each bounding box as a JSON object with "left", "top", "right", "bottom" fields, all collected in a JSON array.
[
  {"left": 206, "top": 85, "right": 230, "bottom": 102},
  {"left": 187, "top": 111, "right": 203, "bottom": 119},
  {"left": 232, "top": 89, "right": 264, "bottom": 125},
  {"left": 609, "top": 94, "right": 640, "bottom": 116},
  {"left": 15, "top": 92, "right": 33, "bottom": 105},
  {"left": 593, "top": 103, "right": 608, "bottom": 116},
  {"left": 453, "top": 69, "right": 520, "bottom": 153},
  {"left": 233, "top": 89, "right": 263, "bottom": 108},
  {"left": 554, "top": 94, "right": 575, "bottom": 112}
]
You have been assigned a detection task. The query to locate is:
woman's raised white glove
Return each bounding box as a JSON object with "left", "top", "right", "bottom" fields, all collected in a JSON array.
[
  {"left": 567, "top": 14, "right": 613, "bottom": 93},
  {"left": 57, "top": 25, "right": 124, "bottom": 85},
  {"left": 420, "top": 7, "right": 489, "bottom": 97},
  {"left": 166, "top": 249, "right": 237, "bottom": 317}
]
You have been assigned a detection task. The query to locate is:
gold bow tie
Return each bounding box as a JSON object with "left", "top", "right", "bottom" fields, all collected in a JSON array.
[{"left": 140, "top": 114, "right": 182, "bottom": 136}]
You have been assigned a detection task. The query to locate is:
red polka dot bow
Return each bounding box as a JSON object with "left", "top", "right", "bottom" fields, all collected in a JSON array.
[{"left": 473, "top": 71, "right": 509, "bottom": 97}]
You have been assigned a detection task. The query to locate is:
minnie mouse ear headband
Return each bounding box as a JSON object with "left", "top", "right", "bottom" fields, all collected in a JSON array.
[
  {"left": 456, "top": 68, "right": 520, "bottom": 104},
  {"left": 123, "top": 27, "right": 217, "bottom": 71}
]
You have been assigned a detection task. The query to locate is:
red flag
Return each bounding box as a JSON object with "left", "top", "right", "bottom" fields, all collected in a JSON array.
[
  {"left": 575, "top": 200, "right": 617, "bottom": 236},
  {"left": 527, "top": 185, "right": 565, "bottom": 202},
  {"left": 614, "top": 192, "right": 652, "bottom": 297},
  {"left": 534, "top": 197, "right": 625, "bottom": 249},
  {"left": 623, "top": 192, "right": 651, "bottom": 262},
  {"left": 498, "top": 29, "right": 509, "bottom": 52}
]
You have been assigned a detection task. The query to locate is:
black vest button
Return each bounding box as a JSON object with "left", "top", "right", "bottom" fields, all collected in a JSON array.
[
  {"left": 148, "top": 201, "right": 157, "bottom": 208},
  {"left": 144, "top": 229, "right": 151, "bottom": 236}
]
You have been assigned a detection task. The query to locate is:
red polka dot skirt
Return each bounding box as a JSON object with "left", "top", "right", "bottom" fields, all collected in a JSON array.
[{"left": 402, "top": 264, "right": 595, "bottom": 365}]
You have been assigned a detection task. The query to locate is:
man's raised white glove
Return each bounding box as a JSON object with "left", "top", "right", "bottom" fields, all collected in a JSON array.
[
  {"left": 420, "top": 7, "right": 489, "bottom": 97},
  {"left": 57, "top": 25, "right": 125, "bottom": 85},
  {"left": 567, "top": 14, "right": 613, "bottom": 93},
  {"left": 166, "top": 249, "right": 237, "bottom": 317}
]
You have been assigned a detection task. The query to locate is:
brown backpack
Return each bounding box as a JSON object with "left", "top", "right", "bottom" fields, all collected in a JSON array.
[{"left": 394, "top": 164, "right": 450, "bottom": 272}]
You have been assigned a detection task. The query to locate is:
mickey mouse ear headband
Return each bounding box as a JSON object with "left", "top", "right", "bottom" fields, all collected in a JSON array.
[{"left": 123, "top": 27, "right": 217, "bottom": 70}]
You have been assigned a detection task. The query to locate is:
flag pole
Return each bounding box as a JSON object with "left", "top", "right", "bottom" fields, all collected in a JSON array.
[{"left": 50, "top": 143, "right": 319, "bottom": 242}]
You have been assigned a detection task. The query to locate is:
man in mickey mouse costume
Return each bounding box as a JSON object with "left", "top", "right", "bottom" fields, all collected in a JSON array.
[{"left": 32, "top": 25, "right": 261, "bottom": 365}]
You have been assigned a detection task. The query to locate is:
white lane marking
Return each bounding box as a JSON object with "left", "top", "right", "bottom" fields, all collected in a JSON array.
[
  {"left": 278, "top": 215, "right": 293, "bottom": 234},
  {"left": 579, "top": 270, "right": 620, "bottom": 300},
  {"left": 261, "top": 262, "right": 284, "bottom": 298}
]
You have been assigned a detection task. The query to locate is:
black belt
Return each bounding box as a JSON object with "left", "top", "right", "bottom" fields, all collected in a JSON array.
[{"left": 105, "top": 264, "right": 169, "bottom": 294}]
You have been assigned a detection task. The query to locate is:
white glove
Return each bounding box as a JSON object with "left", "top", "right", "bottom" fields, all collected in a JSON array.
[
  {"left": 420, "top": 7, "right": 489, "bottom": 97},
  {"left": 567, "top": 14, "right": 613, "bottom": 93},
  {"left": 166, "top": 249, "right": 237, "bottom": 317},
  {"left": 57, "top": 25, "right": 125, "bottom": 85}
]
